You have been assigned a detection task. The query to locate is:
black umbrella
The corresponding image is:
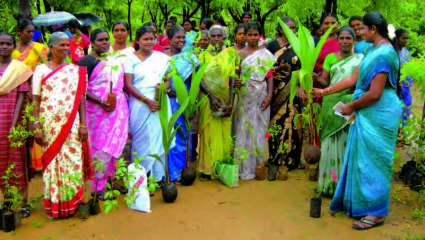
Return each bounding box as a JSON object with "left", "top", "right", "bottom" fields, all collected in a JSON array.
[{"left": 75, "top": 13, "right": 101, "bottom": 26}]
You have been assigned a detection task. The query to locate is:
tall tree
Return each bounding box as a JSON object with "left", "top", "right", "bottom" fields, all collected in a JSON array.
[{"left": 18, "top": 0, "right": 32, "bottom": 20}]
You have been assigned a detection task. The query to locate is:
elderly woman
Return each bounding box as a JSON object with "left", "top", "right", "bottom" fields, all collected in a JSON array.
[
  {"left": 315, "top": 12, "right": 402, "bottom": 230},
  {"left": 78, "top": 29, "right": 129, "bottom": 196},
  {"left": 32, "top": 32, "right": 89, "bottom": 218},
  {"left": 314, "top": 26, "right": 363, "bottom": 195}
]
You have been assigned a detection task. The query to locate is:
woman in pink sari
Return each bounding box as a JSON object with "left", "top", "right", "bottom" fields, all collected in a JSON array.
[
  {"left": 32, "top": 32, "right": 90, "bottom": 218},
  {"left": 78, "top": 29, "right": 129, "bottom": 197},
  {"left": 314, "top": 15, "right": 340, "bottom": 76}
]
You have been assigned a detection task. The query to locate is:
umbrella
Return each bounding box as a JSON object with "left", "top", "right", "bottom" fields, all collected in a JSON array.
[
  {"left": 33, "top": 11, "right": 77, "bottom": 27},
  {"left": 75, "top": 13, "right": 101, "bottom": 26}
]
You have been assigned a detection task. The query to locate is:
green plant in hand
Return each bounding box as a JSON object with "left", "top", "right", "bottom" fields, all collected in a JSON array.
[{"left": 8, "top": 103, "right": 42, "bottom": 148}]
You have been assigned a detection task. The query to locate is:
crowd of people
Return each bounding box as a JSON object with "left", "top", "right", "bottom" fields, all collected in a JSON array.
[{"left": 0, "top": 10, "right": 414, "bottom": 230}]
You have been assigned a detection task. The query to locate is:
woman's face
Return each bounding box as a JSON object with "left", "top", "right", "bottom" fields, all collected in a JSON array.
[
  {"left": 183, "top": 21, "right": 192, "bottom": 32},
  {"left": 198, "top": 35, "right": 209, "bottom": 49},
  {"left": 170, "top": 31, "right": 185, "bottom": 52},
  {"left": 113, "top": 24, "right": 128, "bottom": 44},
  {"left": 349, "top": 19, "right": 364, "bottom": 39},
  {"left": 93, "top": 32, "right": 110, "bottom": 55},
  {"left": 51, "top": 38, "right": 70, "bottom": 60},
  {"left": 322, "top": 16, "right": 338, "bottom": 35},
  {"left": 246, "top": 28, "right": 260, "bottom": 47},
  {"left": 19, "top": 24, "right": 35, "bottom": 43},
  {"left": 138, "top": 32, "right": 155, "bottom": 52},
  {"left": 235, "top": 27, "right": 246, "bottom": 46},
  {"left": 338, "top": 31, "right": 354, "bottom": 53},
  {"left": 210, "top": 29, "right": 224, "bottom": 47},
  {"left": 0, "top": 35, "right": 14, "bottom": 57},
  {"left": 397, "top": 32, "right": 409, "bottom": 48},
  {"left": 363, "top": 25, "right": 374, "bottom": 42}
]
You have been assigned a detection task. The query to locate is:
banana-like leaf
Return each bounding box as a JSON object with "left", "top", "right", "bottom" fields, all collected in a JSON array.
[
  {"left": 170, "top": 63, "right": 189, "bottom": 110},
  {"left": 313, "top": 24, "right": 336, "bottom": 65},
  {"left": 188, "top": 63, "right": 207, "bottom": 108},
  {"left": 277, "top": 18, "right": 301, "bottom": 58},
  {"left": 289, "top": 70, "right": 300, "bottom": 104},
  {"left": 167, "top": 98, "right": 189, "bottom": 137},
  {"left": 158, "top": 83, "right": 169, "bottom": 153}
]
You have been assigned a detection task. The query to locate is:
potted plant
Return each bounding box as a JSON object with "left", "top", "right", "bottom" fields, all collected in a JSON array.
[
  {"left": 169, "top": 58, "right": 207, "bottom": 186},
  {"left": 1, "top": 163, "right": 24, "bottom": 232},
  {"left": 158, "top": 83, "right": 189, "bottom": 202},
  {"left": 310, "top": 188, "right": 322, "bottom": 218},
  {"left": 277, "top": 19, "right": 335, "bottom": 172}
]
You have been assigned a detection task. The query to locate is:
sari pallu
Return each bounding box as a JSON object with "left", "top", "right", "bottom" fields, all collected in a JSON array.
[
  {"left": 330, "top": 44, "right": 401, "bottom": 217},
  {"left": 167, "top": 53, "right": 199, "bottom": 181},
  {"left": 234, "top": 48, "right": 275, "bottom": 180},
  {"left": 86, "top": 59, "right": 129, "bottom": 191},
  {"left": 39, "top": 64, "right": 88, "bottom": 218},
  {"left": 317, "top": 54, "right": 363, "bottom": 196}
]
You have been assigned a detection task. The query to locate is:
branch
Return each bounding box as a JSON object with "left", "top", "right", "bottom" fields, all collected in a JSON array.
[
  {"left": 188, "top": 0, "right": 202, "bottom": 19},
  {"left": 262, "top": 4, "right": 278, "bottom": 21},
  {"left": 227, "top": 8, "right": 241, "bottom": 23}
]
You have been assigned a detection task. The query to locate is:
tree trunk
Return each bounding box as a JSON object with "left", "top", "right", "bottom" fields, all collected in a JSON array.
[
  {"left": 321, "top": 0, "right": 337, "bottom": 22},
  {"left": 35, "top": 0, "right": 41, "bottom": 15},
  {"left": 43, "top": 0, "right": 51, "bottom": 12},
  {"left": 127, "top": 0, "right": 133, "bottom": 41},
  {"left": 18, "top": 0, "right": 32, "bottom": 20}
]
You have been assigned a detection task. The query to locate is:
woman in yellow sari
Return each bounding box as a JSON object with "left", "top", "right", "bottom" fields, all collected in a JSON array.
[{"left": 12, "top": 19, "right": 48, "bottom": 172}]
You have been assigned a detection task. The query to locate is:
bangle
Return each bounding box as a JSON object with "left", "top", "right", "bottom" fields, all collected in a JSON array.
[
  {"left": 139, "top": 95, "right": 146, "bottom": 102},
  {"left": 79, "top": 125, "right": 87, "bottom": 129}
]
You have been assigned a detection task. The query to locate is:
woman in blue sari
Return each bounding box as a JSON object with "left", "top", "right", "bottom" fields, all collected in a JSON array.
[
  {"left": 124, "top": 26, "right": 171, "bottom": 181},
  {"left": 314, "top": 12, "right": 402, "bottom": 230},
  {"left": 165, "top": 26, "right": 199, "bottom": 181}
]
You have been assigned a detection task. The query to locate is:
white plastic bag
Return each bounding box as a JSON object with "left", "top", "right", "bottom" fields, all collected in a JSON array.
[{"left": 127, "top": 163, "right": 151, "bottom": 213}]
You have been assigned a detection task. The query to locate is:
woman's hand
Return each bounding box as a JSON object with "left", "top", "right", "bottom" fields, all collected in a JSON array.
[
  {"left": 340, "top": 103, "right": 354, "bottom": 115},
  {"left": 233, "top": 78, "right": 242, "bottom": 89},
  {"left": 313, "top": 88, "right": 323, "bottom": 98},
  {"left": 296, "top": 87, "right": 307, "bottom": 102},
  {"left": 79, "top": 125, "right": 88, "bottom": 141},
  {"left": 261, "top": 95, "right": 272, "bottom": 111},
  {"left": 101, "top": 101, "right": 115, "bottom": 112},
  {"left": 145, "top": 99, "right": 160, "bottom": 112},
  {"left": 32, "top": 122, "right": 45, "bottom": 146}
]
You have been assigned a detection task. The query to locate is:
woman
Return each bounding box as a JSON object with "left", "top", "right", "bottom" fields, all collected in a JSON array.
[
  {"left": 12, "top": 19, "right": 49, "bottom": 172},
  {"left": 182, "top": 19, "right": 197, "bottom": 52},
  {"left": 0, "top": 32, "right": 33, "bottom": 217},
  {"left": 78, "top": 29, "right": 129, "bottom": 195},
  {"left": 111, "top": 21, "right": 134, "bottom": 55},
  {"left": 198, "top": 25, "right": 235, "bottom": 180},
  {"left": 394, "top": 29, "right": 413, "bottom": 126},
  {"left": 165, "top": 26, "right": 200, "bottom": 181},
  {"left": 68, "top": 20, "right": 90, "bottom": 64},
  {"left": 315, "top": 27, "right": 363, "bottom": 196},
  {"left": 124, "top": 26, "right": 171, "bottom": 181},
  {"left": 314, "top": 12, "right": 402, "bottom": 230},
  {"left": 266, "top": 17, "right": 303, "bottom": 178},
  {"left": 233, "top": 23, "right": 247, "bottom": 51},
  {"left": 32, "top": 32, "right": 89, "bottom": 218},
  {"left": 314, "top": 14, "right": 340, "bottom": 75},
  {"left": 155, "top": 21, "right": 173, "bottom": 53},
  {"left": 234, "top": 22, "right": 275, "bottom": 180}
]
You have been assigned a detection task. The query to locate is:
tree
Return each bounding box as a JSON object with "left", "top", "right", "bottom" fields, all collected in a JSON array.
[{"left": 18, "top": 0, "right": 32, "bottom": 20}]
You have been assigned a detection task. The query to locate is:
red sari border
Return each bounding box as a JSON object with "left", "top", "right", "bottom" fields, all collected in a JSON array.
[
  {"left": 43, "top": 187, "right": 84, "bottom": 218},
  {"left": 41, "top": 65, "right": 87, "bottom": 170}
]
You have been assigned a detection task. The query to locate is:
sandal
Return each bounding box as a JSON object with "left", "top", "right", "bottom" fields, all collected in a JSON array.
[
  {"left": 21, "top": 205, "right": 31, "bottom": 218},
  {"left": 352, "top": 217, "right": 384, "bottom": 230}
]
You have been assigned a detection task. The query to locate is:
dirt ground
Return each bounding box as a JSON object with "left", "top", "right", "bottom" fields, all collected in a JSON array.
[{"left": 1, "top": 169, "right": 424, "bottom": 240}]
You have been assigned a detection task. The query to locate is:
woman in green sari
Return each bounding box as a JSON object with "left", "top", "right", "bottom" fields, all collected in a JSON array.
[{"left": 315, "top": 27, "right": 363, "bottom": 195}]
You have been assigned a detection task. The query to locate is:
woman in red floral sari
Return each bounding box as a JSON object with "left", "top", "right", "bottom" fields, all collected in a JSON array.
[{"left": 31, "top": 32, "right": 90, "bottom": 218}]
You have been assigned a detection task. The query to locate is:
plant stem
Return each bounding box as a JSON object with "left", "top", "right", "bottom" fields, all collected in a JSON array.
[{"left": 185, "top": 124, "right": 191, "bottom": 168}]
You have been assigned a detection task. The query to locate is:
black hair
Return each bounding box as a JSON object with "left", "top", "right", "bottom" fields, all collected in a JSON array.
[
  {"left": 246, "top": 21, "right": 262, "bottom": 35},
  {"left": 321, "top": 14, "right": 339, "bottom": 24},
  {"left": 363, "top": 11, "right": 389, "bottom": 39},
  {"left": 169, "top": 16, "right": 177, "bottom": 23},
  {"left": 201, "top": 18, "right": 213, "bottom": 30},
  {"left": 134, "top": 25, "right": 155, "bottom": 51},
  {"left": 167, "top": 26, "right": 184, "bottom": 40},
  {"left": 68, "top": 19, "right": 80, "bottom": 29},
  {"left": 336, "top": 26, "right": 355, "bottom": 39},
  {"left": 242, "top": 11, "right": 250, "bottom": 18},
  {"left": 90, "top": 28, "right": 109, "bottom": 42},
  {"left": 183, "top": 18, "right": 191, "bottom": 25},
  {"left": 234, "top": 23, "right": 247, "bottom": 35},
  {"left": 190, "top": 20, "right": 197, "bottom": 29},
  {"left": 17, "top": 19, "right": 33, "bottom": 32},
  {"left": 395, "top": 28, "right": 408, "bottom": 39},
  {"left": 0, "top": 32, "right": 15, "bottom": 47},
  {"left": 348, "top": 16, "right": 362, "bottom": 25},
  {"left": 164, "top": 20, "right": 173, "bottom": 27},
  {"left": 112, "top": 21, "right": 129, "bottom": 31}
]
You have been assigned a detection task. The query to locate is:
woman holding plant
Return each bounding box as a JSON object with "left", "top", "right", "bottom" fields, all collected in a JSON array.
[
  {"left": 32, "top": 32, "right": 89, "bottom": 218},
  {"left": 234, "top": 22, "right": 275, "bottom": 180},
  {"left": 78, "top": 29, "right": 129, "bottom": 197},
  {"left": 0, "top": 32, "right": 33, "bottom": 217},
  {"left": 124, "top": 26, "right": 171, "bottom": 182},
  {"left": 165, "top": 26, "right": 200, "bottom": 182},
  {"left": 314, "top": 12, "right": 402, "bottom": 230},
  {"left": 315, "top": 26, "right": 363, "bottom": 196}
]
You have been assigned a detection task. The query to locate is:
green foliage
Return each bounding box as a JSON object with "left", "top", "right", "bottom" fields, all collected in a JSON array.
[
  {"left": 401, "top": 56, "right": 425, "bottom": 97},
  {"left": 8, "top": 103, "right": 41, "bottom": 148},
  {"left": 1, "top": 163, "right": 24, "bottom": 212}
]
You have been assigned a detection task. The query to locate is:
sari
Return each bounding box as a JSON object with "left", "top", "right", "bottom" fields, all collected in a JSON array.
[
  {"left": 125, "top": 51, "right": 171, "bottom": 181},
  {"left": 70, "top": 33, "right": 90, "bottom": 64},
  {"left": 0, "top": 62, "right": 31, "bottom": 190},
  {"left": 234, "top": 48, "right": 275, "bottom": 180},
  {"left": 314, "top": 38, "right": 340, "bottom": 75},
  {"left": 317, "top": 53, "right": 363, "bottom": 196},
  {"left": 267, "top": 44, "right": 303, "bottom": 170},
  {"left": 354, "top": 40, "right": 372, "bottom": 55},
  {"left": 32, "top": 63, "right": 88, "bottom": 218},
  {"left": 198, "top": 47, "right": 235, "bottom": 175},
  {"left": 330, "top": 44, "right": 401, "bottom": 217},
  {"left": 12, "top": 42, "right": 48, "bottom": 171},
  {"left": 167, "top": 52, "right": 199, "bottom": 181},
  {"left": 84, "top": 57, "right": 129, "bottom": 191},
  {"left": 399, "top": 47, "right": 413, "bottom": 126}
]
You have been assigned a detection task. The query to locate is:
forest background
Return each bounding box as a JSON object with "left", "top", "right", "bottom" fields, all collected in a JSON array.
[{"left": 1, "top": 0, "right": 425, "bottom": 56}]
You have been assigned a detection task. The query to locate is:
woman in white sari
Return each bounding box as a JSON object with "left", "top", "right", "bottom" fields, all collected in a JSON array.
[
  {"left": 124, "top": 26, "right": 171, "bottom": 181},
  {"left": 234, "top": 22, "right": 275, "bottom": 180}
]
